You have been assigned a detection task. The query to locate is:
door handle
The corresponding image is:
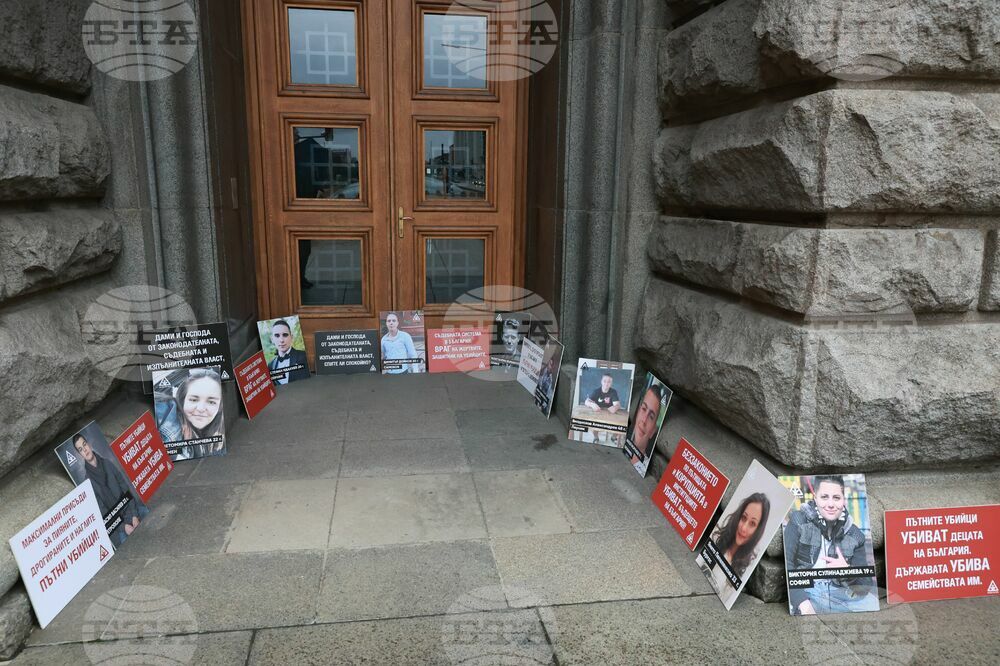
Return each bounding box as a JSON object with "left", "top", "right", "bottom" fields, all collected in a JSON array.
[{"left": 397, "top": 207, "right": 414, "bottom": 238}]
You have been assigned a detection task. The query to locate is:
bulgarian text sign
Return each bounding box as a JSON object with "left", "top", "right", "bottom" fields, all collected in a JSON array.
[
  {"left": 315, "top": 330, "right": 379, "bottom": 375},
  {"left": 427, "top": 328, "right": 489, "bottom": 373},
  {"left": 109, "top": 411, "right": 173, "bottom": 503},
  {"left": 652, "top": 438, "right": 729, "bottom": 551},
  {"left": 9, "top": 480, "right": 114, "bottom": 628},
  {"left": 235, "top": 351, "right": 276, "bottom": 420},
  {"left": 140, "top": 321, "right": 234, "bottom": 392},
  {"left": 885, "top": 504, "right": 999, "bottom": 604}
]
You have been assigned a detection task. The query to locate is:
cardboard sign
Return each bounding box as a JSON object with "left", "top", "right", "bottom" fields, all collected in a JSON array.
[
  {"left": 696, "top": 460, "right": 795, "bottom": 610},
  {"left": 624, "top": 373, "right": 674, "bottom": 478},
  {"left": 780, "top": 474, "right": 879, "bottom": 616},
  {"left": 257, "top": 316, "right": 311, "bottom": 385},
  {"left": 380, "top": 310, "right": 426, "bottom": 374},
  {"left": 516, "top": 338, "right": 545, "bottom": 393},
  {"left": 653, "top": 439, "right": 729, "bottom": 550},
  {"left": 140, "top": 322, "right": 234, "bottom": 393},
  {"left": 885, "top": 504, "right": 999, "bottom": 605},
  {"left": 533, "top": 336, "right": 564, "bottom": 418},
  {"left": 10, "top": 480, "right": 115, "bottom": 628},
  {"left": 109, "top": 412, "right": 173, "bottom": 503},
  {"left": 152, "top": 365, "right": 227, "bottom": 462},
  {"left": 427, "top": 328, "right": 489, "bottom": 373},
  {"left": 235, "top": 352, "right": 276, "bottom": 420},
  {"left": 54, "top": 422, "right": 149, "bottom": 548},
  {"left": 315, "top": 330, "right": 379, "bottom": 375},
  {"left": 568, "top": 358, "right": 636, "bottom": 448}
]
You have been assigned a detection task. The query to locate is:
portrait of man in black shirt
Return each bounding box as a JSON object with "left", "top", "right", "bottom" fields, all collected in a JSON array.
[{"left": 585, "top": 373, "right": 621, "bottom": 413}]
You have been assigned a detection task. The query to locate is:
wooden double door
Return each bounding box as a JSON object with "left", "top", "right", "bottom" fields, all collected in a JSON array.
[{"left": 244, "top": 0, "right": 527, "bottom": 361}]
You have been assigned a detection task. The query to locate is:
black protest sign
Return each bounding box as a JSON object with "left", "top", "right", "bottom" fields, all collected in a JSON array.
[
  {"left": 315, "top": 330, "right": 379, "bottom": 375},
  {"left": 140, "top": 322, "right": 234, "bottom": 393}
]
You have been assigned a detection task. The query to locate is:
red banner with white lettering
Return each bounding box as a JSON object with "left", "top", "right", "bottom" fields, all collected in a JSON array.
[
  {"left": 109, "top": 411, "right": 173, "bottom": 504},
  {"left": 651, "top": 438, "right": 729, "bottom": 551},
  {"left": 885, "top": 504, "right": 1000, "bottom": 604},
  {"left": 427, "top": 328, "right": 490, "bottom": 374},
  {"left": 235, "top": 351, "right": 276, "bottom": 420}
]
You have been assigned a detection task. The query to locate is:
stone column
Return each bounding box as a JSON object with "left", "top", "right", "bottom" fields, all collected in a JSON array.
[{"left": 637, "top": 0, "right": 1000, "bottom": 470}]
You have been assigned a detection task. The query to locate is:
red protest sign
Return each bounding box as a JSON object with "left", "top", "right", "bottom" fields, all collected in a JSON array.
[
  {"left": 109, "top": 411, "right": 173, "bottom": 504},
  {"left": 652, "top": 438, "right": 729, "bottom": 551},
  {"left": 236, "top": 351, "right": 276, "bottom": 420},
  {"left": 427, "top": 328, "right": 489, "bottom": 374},
  {"left": 885, "top": 504, "right": 999, "bottom": 604}
]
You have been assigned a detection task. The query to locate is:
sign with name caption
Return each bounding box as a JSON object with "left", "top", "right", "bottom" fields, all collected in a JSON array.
[
  {"left": 110, "top": 411, "right": 173, "bottom": 503},
  {"left": 427, "top": 328, "right": 490, "bottom": 373},
  {"left": 653, "top": 438, "right": 729, "bottom": 551},
  {"left": 885, "top": 504, "right": 999, "bottom": 604},
  {"left": 315, "top": 330, "right": 379, "bottom": 375},
  {"left": 9, "top": 480, "right": 115, "bottom": 628},
  {"left": 235, "top": 351, "right": 277, "bottom": 419},
  {"left": 140, "top": 322, "right": 234, "bottom": 393}
]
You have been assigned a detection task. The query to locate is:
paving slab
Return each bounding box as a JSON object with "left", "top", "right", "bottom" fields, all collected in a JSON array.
[
  {"left": 113, "top": 484, "right": 250, "bottom": 559},
  {"left": 316, "top": 540, "right": 503, "bottom": 622},
  {"left": 646, "top": 526, "right": 716, "bottom": 596},
  {"left": 249, "top": 610, "right": 554, "bottom": 665},
  {"left": 227, "top": 410, "right": 346, "bottom": 447},
  {"left": 340, "top": 437, "right": 469, "bottom": 477},
  {"left": 474, "top": 469, "right": 573, "bottom": 537},
  {"left": 12, "top": 630, "right": 253, "bottom": 666},
  {"left": 543, "top": 596, "right": 849, "bottom": 665},
  {"left": 346, "top": 409, "right": 459, "bottom": 441},
  {"left": 185, "top": 439, "right": 342, "bottom": 485},
  {"left": 461, "top": 433, "right": 619, "bottom": 471},
  {"left": 329, "top": 473, "right": 487, "bottom": 548},
  {"left": 491, "top": 530, "right": 692, "bottom": 607},
  {"left": 226, "top": 479, "right": 337, "bottom": 553},
  {"left": 26, "top": 557, "right": 148, "bottom": 646},
  {"left": 456, "top": 407, "right": 569, "bottom": 438},
  {"left": 544, "top": 462, "right": 664, "bottom": 531},
  {"left": 444, "top": 377, "right": 540, "bottom": 410},
  {"left": 342, "top": 383, "right": 452, "bottom": 413},
  {"left": 126, "top": 552, "right": 323, "bottom": 632}
]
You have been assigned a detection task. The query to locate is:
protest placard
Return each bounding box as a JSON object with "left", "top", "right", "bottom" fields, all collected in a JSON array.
[
  {"left": 652, "top": 438, "right": 728, "bottom": 550},
  {"left": 235, "top": 351, "right": 276, "bottom": 420}
]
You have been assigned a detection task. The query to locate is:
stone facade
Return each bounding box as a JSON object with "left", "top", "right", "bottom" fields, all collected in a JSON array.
[{"left": 637, "top": 0, "right": 1000, "bottom": 470}]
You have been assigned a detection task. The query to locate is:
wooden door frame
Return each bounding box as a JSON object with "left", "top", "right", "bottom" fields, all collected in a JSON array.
[{"left": 241, "top": 0, "right": 529, "bottom": 321}]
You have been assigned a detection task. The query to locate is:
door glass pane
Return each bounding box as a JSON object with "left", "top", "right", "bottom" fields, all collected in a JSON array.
[
  {"left": 288, "top": 8, "right": 357, "bottom": 85},
  {"left": 426, "top": 238, "right": 485, "bottom": 304},
  {"left": 423, "top": 129, "right": 487, "bottom": 199},
  {"left": 299, "top": 239, "right": 363, "bottom": 306},
  {"left": 423, "top": 13, "right": 487, "bottom": 89},
  {"left": 293, "top": 127, "right": 360, "bottom": 199}
]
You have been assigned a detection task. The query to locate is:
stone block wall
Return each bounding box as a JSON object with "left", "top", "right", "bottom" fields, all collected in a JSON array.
[{"left": 637, "top": 0, "right": 1000, "bottom": 470}]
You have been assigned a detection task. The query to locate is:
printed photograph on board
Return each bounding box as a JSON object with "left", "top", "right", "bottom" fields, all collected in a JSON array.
[
  {"left": 568, "top": 358, "right": 636, "bottom": 448},
  {"left": 779, "top": 474, "right": 879, "bottom": 616},
  {"left": 491, "top": 311, "right": 532, "bottom": 370},
  {"left": 152, "top": 365, "right": 227, "bottom": 462},
  {"left": 256, "top": 316, "right": 311, "bottom": 385},
  {"left": 54, "top": 421, "right": 148, "bottom": 547},
  {"left": 534, "top": 336, "right": 564, "bottom": 418},
  {"left": 696, "top": 460, "right": 795, "bottom": 610},
  {"left": 623, "top": 373, "right": 673, "bottom": 477},
  {"left": 380, "top": 310, "right": 426, "bottom": 374}
]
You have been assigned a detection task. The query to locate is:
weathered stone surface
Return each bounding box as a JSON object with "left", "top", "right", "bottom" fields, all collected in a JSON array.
[
  {"left": 649, "top": 217, "right": 984, "bottom": 315},
  {"left": 665, "top": 0, "right": 718, "bottom": 21},
  {"left": 656, "top": 90, "right": 1000, "bottom": 213},
  {"left": 0, "top": 0, "right": 91, "bottom": 94},
  {"left": 635, "top": 279, "right": 1000, "bottom": 469},
  {"left": 662, "top": 0, "right": 1000, "bottom": 113},
  {"left": 0, "top": 279, "right": 126, "bottom": 479},
  {"left": 0, "top": 586, "right": 32, "bottom": 660},
  {"left": 0, "top": 85, "right": 111, "bottom": 201},
  {"left": 0, "top": 209, "right": 121, "bottom": 302},
  {"left": 983, "top": 230, "right": 1000, "bottom": 311},
  {"left": 745, "top": 554, "right": 786, "bottom": 604}
]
